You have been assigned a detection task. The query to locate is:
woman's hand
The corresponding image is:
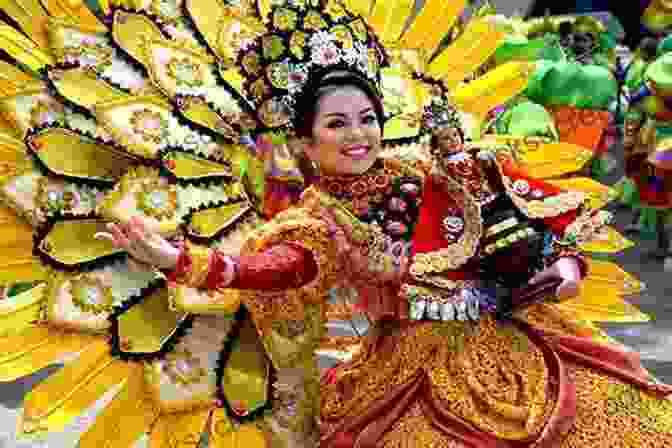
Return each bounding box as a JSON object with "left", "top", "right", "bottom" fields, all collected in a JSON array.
[
  {"left": 322, "top": 209, "right": 407, "bottom": 285},
  {"left": 95, "top": 216, "right": 181, "bottom": 271},
  {"left": 528, "top": 257, "right": 582, "bottom": 300}
]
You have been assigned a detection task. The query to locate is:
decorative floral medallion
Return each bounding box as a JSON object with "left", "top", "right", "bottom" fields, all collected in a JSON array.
[
  {"left": 35, "top": 178, "right": 97, "bottom": 216},
  {"left": 273, "top": 8, "right": 299, "bottom": 31},
  {"left": 129, "top": 109, "right": 169, "bottom": 145},
  {"left": 149, "top": 0, "right": 182, "bottom": 23},
  {"left": 162, "top": 349, "right": 208, "bottom": 385},
  {"left": 442, "top": 215, "right": 465, "bottom": 243},
  {"left": 166, "top": 57, "right": 205, "bottom": 88},
  {"left": 135, "top": 179, "right": 178, "bottom": 220},
  {"left": 63, "top": 39, "right": 114, "bottom": 71},
  {"left": 512, "top": 179, "right": 531, "bottom": 196},
  {"left": 70, "top": 275, "right": 114, "bottom": 314}
]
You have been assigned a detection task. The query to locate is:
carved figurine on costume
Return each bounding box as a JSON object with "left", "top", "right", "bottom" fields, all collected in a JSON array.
[{"left": 320, "top": 94, "right": 672, "bottom": 448}]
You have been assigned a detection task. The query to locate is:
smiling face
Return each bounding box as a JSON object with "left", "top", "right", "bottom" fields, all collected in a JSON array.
[
  {"left": 434, "top": 126, "right": 464, "bottom": 155},
  {"left": 302, "top": 85, "right": 382, "bottom": 176}
]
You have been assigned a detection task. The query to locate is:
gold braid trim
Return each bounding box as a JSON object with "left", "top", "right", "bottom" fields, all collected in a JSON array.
[
  {"left": 181, "top": 242, "right": 212, "bottom": 287},
  {"left": 409, "top": 168, "right": 482, "bottom": 276},
  {"left": 235, "top": 207, "right": 333, "bottom": 446},
  {"left": 238, "top": 207, "right": 339, "bottom": 331}
]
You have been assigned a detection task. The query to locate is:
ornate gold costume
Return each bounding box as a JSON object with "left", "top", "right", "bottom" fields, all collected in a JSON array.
[{"left": 0, "top": 0, "right": 660, "bottom": 447}]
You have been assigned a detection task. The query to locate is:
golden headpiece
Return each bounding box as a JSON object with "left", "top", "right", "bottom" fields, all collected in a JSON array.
[{"left": 237, "top": 0, "right": 387, "bottom": 130}]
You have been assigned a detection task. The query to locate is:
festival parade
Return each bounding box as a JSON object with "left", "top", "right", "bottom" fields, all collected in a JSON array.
[{"left": 0, "top": 0, "right": 671, "bottom": 446}]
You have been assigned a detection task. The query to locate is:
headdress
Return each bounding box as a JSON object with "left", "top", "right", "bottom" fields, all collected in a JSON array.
[{"left": 237, "top": 0, "right": 387, "bottom": 130}]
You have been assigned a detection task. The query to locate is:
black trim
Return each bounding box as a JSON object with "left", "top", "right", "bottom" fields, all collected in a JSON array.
[
  {"left": 182, "top": 199, "right": 254, "bottom": 245},
  {"left": 108, "top": 277, "right": 195, "bottom": 361},
  {"left": 105, "top": 5, "right": 257, "bottom": 131},
  {"left": 24, "top": 123, "right": 147, "bottom": 188},
  {"left": 33, "top": 212, "right": 128, "bottom": 272},
  {"left": 157, "top": 147, "right": 236, "bottom": 186},
  {"left": 214, "top": 305, "right": 275, "bottom": 423}
]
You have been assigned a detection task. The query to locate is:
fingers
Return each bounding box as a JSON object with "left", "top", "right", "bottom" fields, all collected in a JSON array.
[
  {"left": 555, "top": 280, "right": 581, "bottom": 300},
  {"left": 102, "top": 220, "right": 155, "bottom": 265},
  {"left": 127, "top": 257, "right": 153, "bottom": 273},
  {"left": 94, "top": 232, "right": 113, "bottom": 242},
  {"left": 128, "top": 217, "right": 149, "bottom": 245},
  {"left": 554, "top": 257, "right": 582, "bottom": 283},
  {"left": 104, "top": 223, "right": 131, "bottom": 249}
]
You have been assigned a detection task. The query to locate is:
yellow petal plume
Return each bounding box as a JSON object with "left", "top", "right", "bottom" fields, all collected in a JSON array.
[
  {"left": 0, "top": 21, "right": 54, "bottom": 72},
  {"left": 546, "top": 177, "right": 616, "bottom": 210},
  {"left": 0, "top": 0, "right": 51, "bottom": 50},
  {"left": 518, "top": 142, "right": 594, "bottom": 178},
  {"left": 0, "top": 206, "right": 47, "bottom": 284},
  {"left": 41, "top": 0, "right": 105, "bottom": 30},
  {"left": 0, "top": 326, "right": 96, "bottom": 381},
  {"left": 579, "top": 227, "right": 635, "bottom": 254},
  {"left": 149, "top": 408, "right": 211, "bottom": 448},
  {"left": 341, "top": 0, "right": 373, "bottom": 17},
  {"left": 78, "top": 364, "right": 160, "bottom": 448},
  {"left": 554, "top": 259, "right": 649, "bottom": 323},
  {"left": 399, "top": 0, "right": 467, "bottom": 58},
  {"left": 555, "top": 293, "right": 650, "bottom": 323},
  {"left": 450, "top": 61, "right": 535, "bottom": 118},
  {"left": 428, "top": 18, "right": 506, "bottom": 89},
  {"left": 220, "top": 318, "right": 270, "bottom": 415},
  {"left": 367, "top": 0, "right": 415, "bottom": 44},
  {"left": 0, "top": 61, "right": 38, "bottom": 97},
  {"left": 20, "top": 339, "right": 131, "bottom": 435},
  {"left": 0, "top": 283, "right": 46, "bottom": 337},
  {"left": 116, "top": 287, "right": 188, "bottom": 354},
  {"left": 209, "top": 408, "right": 267, "bottom": 448}
]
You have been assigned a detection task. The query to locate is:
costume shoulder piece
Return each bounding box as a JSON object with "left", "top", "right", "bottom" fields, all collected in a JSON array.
[{"left": 496, "top": 155, "right": 586, "bottom": 219}]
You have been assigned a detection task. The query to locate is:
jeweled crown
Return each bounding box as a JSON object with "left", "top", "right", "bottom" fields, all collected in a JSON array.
[{"left": 236, "top": 0, "right": 387, "bottom": 129}]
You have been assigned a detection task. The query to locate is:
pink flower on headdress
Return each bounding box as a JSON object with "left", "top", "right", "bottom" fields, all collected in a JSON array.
[
  {"left": 287, "top": 65, "right": 308, "bottom": 93},
  {"left": 313, "top": 43, "right": 341, "bottom": 66}
]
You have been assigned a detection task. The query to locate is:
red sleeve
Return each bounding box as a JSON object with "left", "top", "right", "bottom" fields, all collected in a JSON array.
[
  {"left": 218, "top": 243, "right": 318, "bottom": 290},
  {"left": 166, "top": 243, "right": 318, "bottom": 291}
]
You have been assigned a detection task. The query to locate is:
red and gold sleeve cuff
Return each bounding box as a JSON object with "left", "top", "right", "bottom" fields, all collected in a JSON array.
[
  {"left": 164, "top": 241, "right": 213, "bottom": 288},
  {"left": 165, "top": 241, "right": 318, "bottom": 291}
]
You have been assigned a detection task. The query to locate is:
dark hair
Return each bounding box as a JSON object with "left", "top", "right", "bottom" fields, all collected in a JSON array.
[
  {"left": 558, "top": 22, "right": 573, "bottom": 36},
  {"left": 291, "top": 68, "right": 386, "bottom": 138}
]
